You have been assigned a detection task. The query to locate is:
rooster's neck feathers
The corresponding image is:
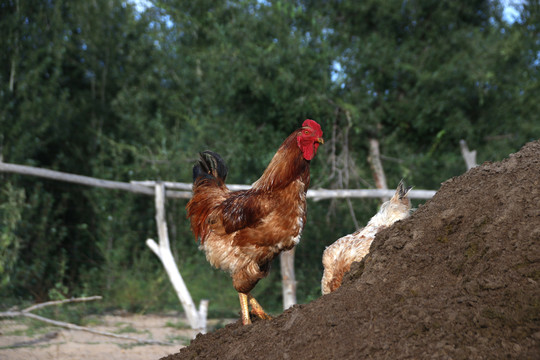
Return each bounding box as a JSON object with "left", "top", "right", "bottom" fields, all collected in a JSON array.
[{"left": 252, "top": 131, "right": 310, "bottom": 191}]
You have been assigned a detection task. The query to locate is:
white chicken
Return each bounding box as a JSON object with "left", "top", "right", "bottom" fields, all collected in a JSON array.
[{"left": 321, "top": 180, "right": 413, "bottom": 295}]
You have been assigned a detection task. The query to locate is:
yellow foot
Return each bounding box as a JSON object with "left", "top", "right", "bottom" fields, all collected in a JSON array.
[
  {"left": 238, "top": 292, "right": 272, "bottom": 325},
  {"left": 238, "top": 293, "right": 251, "bottom": 325},
  {"left": 248, "top": 294, "right": 272, "bottom": 320}
]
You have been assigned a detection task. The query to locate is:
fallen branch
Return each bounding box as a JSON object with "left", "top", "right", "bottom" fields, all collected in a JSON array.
[
  {"left": 23, "top": 295, "right": 103, "bottom": 313},
  {"left": 0, "top": 296, "right": 174, "bottom": 346},
  {"left": 2, "top": 311, "right": 173, "bottom": 345},
  {"left": 5, "top": 331, "right": 59, "bottom": 348}
]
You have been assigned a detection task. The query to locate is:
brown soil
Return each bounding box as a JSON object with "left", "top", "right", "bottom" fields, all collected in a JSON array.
[{"left": 164, "top": 140, "right": 540, "bottom": 360}]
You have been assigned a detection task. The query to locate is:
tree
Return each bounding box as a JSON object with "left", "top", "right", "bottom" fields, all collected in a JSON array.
[
  {"left": 1, "top": 0, "right": 537, "bottom": 315},
  {"left": 0, "top": 0, "right": 173, "bottom": 302}
]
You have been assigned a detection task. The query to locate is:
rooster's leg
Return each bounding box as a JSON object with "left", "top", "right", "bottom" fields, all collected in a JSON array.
[
  {"left": 248, "top": 293, "right": 272, "bottom": 320},
  {"left": 238, "top": 292, "right": 251, "bottom": 325}
]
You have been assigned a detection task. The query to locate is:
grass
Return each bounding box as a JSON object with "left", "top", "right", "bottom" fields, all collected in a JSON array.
[
  {"left": 81, "top": 315, "right": 106, "bottom": 327},
  {"left": 166, "top": 334, "right": 192, "bottom": 345},
  {"left": 165, "top": 319, "right": 191, "bottom": 330},
  {"left": 113, "top": 322, "right": 141, "bottom": 334},
  {"left": 1, "top": 317, "right": 52, "bottom": 337}
]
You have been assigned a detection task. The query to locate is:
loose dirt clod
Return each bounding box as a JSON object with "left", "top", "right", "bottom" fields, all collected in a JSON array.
[{"left": 163, "top": 140, "right": 540, "bottom": 360}]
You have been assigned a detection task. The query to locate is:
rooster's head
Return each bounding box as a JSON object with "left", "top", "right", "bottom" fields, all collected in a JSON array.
[{"left": 297, "top": 119, "right": 324, "bottom": 160}]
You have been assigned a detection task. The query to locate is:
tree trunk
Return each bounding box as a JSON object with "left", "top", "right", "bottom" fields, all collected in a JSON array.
[
  {"left": 9, "top": 0, "right": 19, "bottom": 93},
  {"left": 460, "top": 139, "right": 477, "bottom": 170},
  {"left": 368, "top": 137, "right": 389, "bottom": 201}
]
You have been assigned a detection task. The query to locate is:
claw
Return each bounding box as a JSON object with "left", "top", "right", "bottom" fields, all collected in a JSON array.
[
  {"left": 248, "top": 294, "right": 272, "bottom": 320},
  {"left": 238, "top": 292, "right": 271, "bottom": 325}
]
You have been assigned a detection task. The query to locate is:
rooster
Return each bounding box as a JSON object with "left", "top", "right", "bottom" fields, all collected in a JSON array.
[
  {"left": 321, "top": 180, "right": 412, "bottom": 295},
  {"left": 186, "top": 119, "right": 324, "bottom": 325}
]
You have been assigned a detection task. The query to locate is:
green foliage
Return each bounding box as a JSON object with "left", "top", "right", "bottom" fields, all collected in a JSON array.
[
  {"left": 0, "top": 183, "right": 25, "bottom": 288},
  {"left": 0, "top": 0, "right": 538, "bottom": 317}
]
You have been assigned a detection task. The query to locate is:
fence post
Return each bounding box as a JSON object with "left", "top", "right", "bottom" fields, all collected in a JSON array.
[{"left": 146, "top": 183, "right": 208, "bottom": 333}]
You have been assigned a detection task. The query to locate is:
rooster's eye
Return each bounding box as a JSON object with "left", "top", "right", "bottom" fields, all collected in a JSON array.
[{"left": 303, "top": 130, "right": 309, "bottom": 135}]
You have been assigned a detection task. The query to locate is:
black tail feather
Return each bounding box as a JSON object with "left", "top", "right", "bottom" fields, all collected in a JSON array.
[{"left": 192, "top": 150, "right": 228, "bottom": 183}]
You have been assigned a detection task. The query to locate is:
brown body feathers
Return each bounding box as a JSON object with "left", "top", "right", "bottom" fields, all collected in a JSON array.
[{"left": 187, "top": 121, "right": 323, "bottom": 295}]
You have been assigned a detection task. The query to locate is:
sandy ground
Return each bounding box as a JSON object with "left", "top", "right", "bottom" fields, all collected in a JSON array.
[{"left": 0, "top": 313, "right": 233, "bottom": 360}]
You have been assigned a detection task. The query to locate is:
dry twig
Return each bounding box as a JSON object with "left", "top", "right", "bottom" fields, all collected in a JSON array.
[{"left": 0, "top": 296, "right": 174, "bottom": 346}]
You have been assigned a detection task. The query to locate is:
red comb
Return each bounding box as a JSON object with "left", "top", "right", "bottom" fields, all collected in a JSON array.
[{"left": 302, "top": 119, "right": 323, "bottom": 137}]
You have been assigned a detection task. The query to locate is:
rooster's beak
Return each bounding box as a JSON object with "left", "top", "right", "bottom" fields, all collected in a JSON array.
[{"left": 317, "top": 138, "right": 324, "bottom": 145}]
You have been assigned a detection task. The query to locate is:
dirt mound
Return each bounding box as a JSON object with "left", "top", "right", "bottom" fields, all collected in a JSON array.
[{"left": 163, "top": 140, "right": 540, "bottom": 360}]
